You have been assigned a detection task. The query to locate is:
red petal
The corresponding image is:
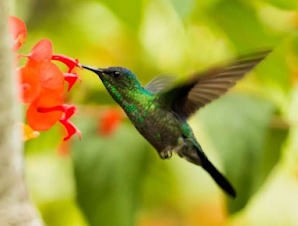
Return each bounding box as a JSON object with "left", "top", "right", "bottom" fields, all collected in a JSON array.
[
  {"left": 57, "top": 140, "right": 71, "bottom": 157},
  {"left": 28, "top": 39, "right": 53, "bottom": 62},
  {"left": 37, "top": 104, "right": 76, "bottom": 121},
  {"left": 99, "top": 108, "right": 122, "bottom": 136},
  {"left": 63, "top": 73, "right": 80, "bottom": 91},
  {"left": 28, "top": 61, "right": 64, "bottom": 95},
  {"left": 18, "top": 65, "right": 41, "bottom": 103},
  {"left": 59, "top": 119, "right": 81, "bottom": 141},
  {"left": 63, "top": 105, "right": 77, "bottom": 121},
  {"left": 37, "top": 105, "right": 66, "bottom": 113},
  {"left": 52, "top": 54, "right": 82, "bottom": 73},
  {"left": 8, "top": 16, "right": 27, "bottom": 51},
  {"left": 27, "top": 92, "right": 63, "bottom": 131}
]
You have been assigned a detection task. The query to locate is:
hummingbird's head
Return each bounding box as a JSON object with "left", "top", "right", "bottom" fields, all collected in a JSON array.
[{"left": 82, "top": 65, "right": 141, "bottom": 90}]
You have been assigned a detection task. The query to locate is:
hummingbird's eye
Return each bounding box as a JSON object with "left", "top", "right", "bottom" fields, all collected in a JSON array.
[{"left": 113, "top": 71, "right": 121, "bottom": 78}]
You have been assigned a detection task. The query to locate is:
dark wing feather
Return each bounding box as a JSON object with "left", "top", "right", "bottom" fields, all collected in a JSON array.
[{"left": 165, "top": 50, "right": 271, "bottom": 119}]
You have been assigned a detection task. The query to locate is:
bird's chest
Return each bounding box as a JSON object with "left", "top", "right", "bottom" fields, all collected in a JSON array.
[{"left": 131, "top": 107, "right": 181, "bottom": 152}]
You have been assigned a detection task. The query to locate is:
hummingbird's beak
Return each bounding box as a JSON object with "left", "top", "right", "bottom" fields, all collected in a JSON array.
[{"left": 81, "top": 64, "right": 104, "bottom": 75}]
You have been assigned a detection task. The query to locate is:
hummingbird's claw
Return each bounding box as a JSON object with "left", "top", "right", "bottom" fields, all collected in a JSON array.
[{"left": 159, "top": 148, "right": 173, "bottom": 159}]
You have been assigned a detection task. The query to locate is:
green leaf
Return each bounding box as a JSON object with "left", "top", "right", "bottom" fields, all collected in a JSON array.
[
  {"left": 25, "top": 123, "right": 61, "bottom": 154},
  {"left": 199, "top": 93, "right": 284, "bottom": 213},
  {"left": 39, "top": 199, "right": 88, "bottom": 226},
  {"left": 209, "top": 1, "right": 278, "bottom": 52},
  {"left": 255, "top": 45, "right": 291, "bottom": 95},
  {"left": 291, "top": 34, "right": 298, "bottom": 54},
  {"left": 72, "top": 118, "right": 151, "bottom": 226},
  {"left": 258, "top": 0, "right": 297, "bottom": 11},
  {"left": 168, "top": 0, "right": 195, "bottom": 19},
  {"left": 96, "top": 0, "right": 143, "bottom": 29},
  {"left": 255, "top": 125, "right": 288, "bottom": 189}
]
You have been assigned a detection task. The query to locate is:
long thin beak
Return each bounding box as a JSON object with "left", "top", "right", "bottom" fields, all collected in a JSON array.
[{"left": 81, "top": 64, "right": 104, "bottom": 75}]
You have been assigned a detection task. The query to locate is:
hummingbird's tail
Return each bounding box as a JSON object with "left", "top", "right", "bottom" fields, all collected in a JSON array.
[
  {"left": 180, "top": 144, "right": 236, "bottom": 198},
  {"left": 199, "top": 152, "right": 236, "bottom": 198}
]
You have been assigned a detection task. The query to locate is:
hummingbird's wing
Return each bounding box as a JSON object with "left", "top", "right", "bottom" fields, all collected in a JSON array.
[
  {"left": 144, "top": 75, "right": 175, "bottom": 93},
  {"left": 160, "top": 50, "right": 271, "bottom": 119}
]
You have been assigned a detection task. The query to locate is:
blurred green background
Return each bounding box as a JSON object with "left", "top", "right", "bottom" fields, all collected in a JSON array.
[{"left": 14, "top": 0, "right": 298, "bottom": 225}]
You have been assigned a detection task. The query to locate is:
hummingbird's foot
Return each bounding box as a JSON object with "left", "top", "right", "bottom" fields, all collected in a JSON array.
[
  {"left": 159, "top": 139, "right": 185, "bottom": 160},
  {"left": 159, "top": 148, "right": 173, "bottom": 160}
]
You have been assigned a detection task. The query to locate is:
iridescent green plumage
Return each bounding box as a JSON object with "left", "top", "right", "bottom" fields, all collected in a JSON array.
[{"left": 82, "top": 50, "right": 271, "bottom": 198}]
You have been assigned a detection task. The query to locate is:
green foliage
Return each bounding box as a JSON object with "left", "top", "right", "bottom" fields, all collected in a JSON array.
[
  {"left": 25, "top": 124, "right": 61, "bottom": 154},
  {"left": 259, "top": 0, "right": 297, "bottom": 10},
  {"left": 255, "top": 45, "right": 291, "bottom": 95},
  {"left": 72, "top": 118, "right": 151, "bottom": 226},
  {"left": 199, "top": 94, "right": 287, "bottom": 213},
  {"left": 168, "top": 0, "right": 195, "bottom": 19},
  {"left": 210, "top": 1, "right": 279, "bottom": 52},
  {"left": 94, "top": 0, "right": 143, "bottom": 29},
  {"left": 39, "top": 199, "right": 87, "bottom": 226},
  {"left": 256, "top": 126, "right": 288, "bottom": 188}
]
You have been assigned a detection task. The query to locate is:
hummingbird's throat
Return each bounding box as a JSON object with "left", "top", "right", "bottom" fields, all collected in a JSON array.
[
  {"left": 102, "top": 79, "right": 145, "bottom": 123},
  {"left": 103, "top": 80, "right": 130, "bottom": 106}
]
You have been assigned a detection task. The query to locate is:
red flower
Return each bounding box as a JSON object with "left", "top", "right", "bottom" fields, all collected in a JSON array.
[
  {"left": 63, "top": 73, "right": 80, "bottom": 91},
  {"left": 26, "top": 39, "right": 80, "bottom": 93},
  {"left": 19, "top": 60, "right": 65, "bottom": 103},
  {"left": 9, "top": 16, "right": 27, "bottom": 51},
  {"left": 99, "top": 108, "right": 123, "bottom": 136},
  {"left": 9, "top": 16, "right": 82, "bottom": 142},
  {"left": 18, "top": 66, "right": 41, "bottom": 103},
  {"left": 59, "top": 119, "right": 81, "bottom": 141},
  {"left": 36, "top": 62, "right": 65, "bottom": 95},
  {"left": 28, "top": 103, "right": 80, "bottom": 140},
  {"left": 57, "top": 140, "right": 71, "bottom": 157},
  {"left": 27, "top": 92, "right": 64, "bottom": 131},
  {"left": 28, "top": 39, "right": 53, "bottom": 62},
  {"left": 52, "top": 54, "right": 82, "bottom": 73}
]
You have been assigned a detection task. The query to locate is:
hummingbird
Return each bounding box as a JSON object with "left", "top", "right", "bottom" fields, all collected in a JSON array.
[{"left": 82, "top": 50, "right": 270, "bottom": 198}]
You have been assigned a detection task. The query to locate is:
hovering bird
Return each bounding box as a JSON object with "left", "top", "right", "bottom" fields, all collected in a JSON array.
[{"left": 82, "top": 50, "right": 270, "bottom": 198}]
